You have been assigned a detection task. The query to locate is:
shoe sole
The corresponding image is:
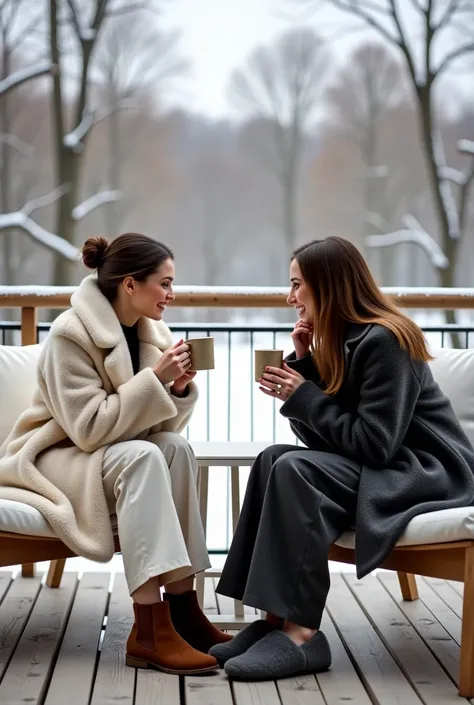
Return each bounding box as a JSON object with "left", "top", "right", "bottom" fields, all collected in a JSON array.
[
  {"left": 126, "top": 655, "right": 219, "bottom": 675},
  {"left": 226, "top": 663, "right": 331, "bottom": 681}
]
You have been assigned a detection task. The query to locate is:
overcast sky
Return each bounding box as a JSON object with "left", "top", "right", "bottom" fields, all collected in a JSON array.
[
  {"left": 160, "top": 0, "right": 364, "bottom": 118},
  {"left": 159, "top": 0, "right": 471, "bottom": 120}
]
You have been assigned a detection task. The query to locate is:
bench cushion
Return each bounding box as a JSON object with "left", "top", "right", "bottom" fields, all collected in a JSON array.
[
  {"left": 0, "top": 344, "right": 42, "bottom": 446},
  {"left": 429, "top": 347, "right": 474, "bottom": 446},
  {"left": 0, "top": 499, "right": 55, "bottom": 538},
  {"left": 336, "top": 506, "right": 474, "bottom": 550}
]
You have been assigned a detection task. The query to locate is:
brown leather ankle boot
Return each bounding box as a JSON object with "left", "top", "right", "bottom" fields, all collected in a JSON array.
[
  {"left": 126, "top": 600, "right": 219, "bottom": 674},
  {"left": 164, "top": 589, "right": 233, "bottom": 654}
]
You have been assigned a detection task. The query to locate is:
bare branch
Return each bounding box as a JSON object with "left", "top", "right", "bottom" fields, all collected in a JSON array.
[
  {"left": 435, "top": 0, "right": 463, "bottom": 29},
  {"left": 407, "top": 0, "right": 424, "bottom": 11},
  {"left": 328, "top": 0, "right": 403, "bottom": 46},
  {"left": 439, "top": 166, "right": 466, "bottom": 185},
  {"left": 63, "top": 98, "right": 136, "bottom": 150},
  {"left": 104, "top": 1, "right": 157, "bottom": 18},
  {"left": 0, "top": 132, "right": 34, "bottom": 157},
  {"left": 436, "top": 41, "right": 474, "bottom": 74},
  {"left": 366, "top": 219, "right": 449, "bottom": 269},
  {"left": 0, "top": 213, "right": 79, "bottom": 260},
  {"left": 0, "top": 186, "right": 79, "bottom": 261},
  {"left": 0, "top": 61, "right": 56, "bottom": 98},
  {"left": 22, "top": 184, "right": 71, "bottom": 218},
  {"left": 65, "top": 0, "right": 83, "bottom": 40},
  {"left": 71, "top": 190, "right": 121, "bottom": 220},
  {"left": 459, "top": 139, "right": 474, "bottom": 156},
  {"left": 364, "top": 210, "right": 391, "bottom": 232}
]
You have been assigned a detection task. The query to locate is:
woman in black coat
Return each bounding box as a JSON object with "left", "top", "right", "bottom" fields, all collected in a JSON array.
[{"left": 210, "top": 236, "right": 474, "bottom": 681}]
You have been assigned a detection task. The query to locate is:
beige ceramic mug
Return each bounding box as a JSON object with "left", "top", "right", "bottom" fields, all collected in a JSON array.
[
  {"left": 254, "top": 349, "right": 284, "bottom": 383},
  {"left": 186, "top": 337, "right": 215, "bottom": 371}
]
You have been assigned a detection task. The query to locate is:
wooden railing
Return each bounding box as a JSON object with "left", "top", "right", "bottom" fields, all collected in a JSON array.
[{"left": 1, "top": 286, "right": 474, "bottom": 346}]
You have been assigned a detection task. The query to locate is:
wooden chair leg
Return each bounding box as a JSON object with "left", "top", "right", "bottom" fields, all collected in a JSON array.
[
  {"left": 459, "top": 546, "right": 474, "bottom": 697},
  {"left": 21, "top": 563, "right": 35, "bottom": 578},
  {"left": 46, "top": 559, "right": 66, "bottom": 588},
  {"left": 397, "top": 572, "right": 418, "bottom": 601},
  {"left": 195, "top": 466, "right": 209, "bottom": 607}
]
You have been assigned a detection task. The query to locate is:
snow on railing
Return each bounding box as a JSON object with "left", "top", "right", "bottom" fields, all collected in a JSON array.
[{"left": 1, "top": 285, "right": 474, "bottom": 309}]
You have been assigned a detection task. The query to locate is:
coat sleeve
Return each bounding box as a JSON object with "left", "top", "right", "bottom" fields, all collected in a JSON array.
[
  {"left": 280, "top": 330, "right": 421, "bottom": 466},
  {"left": 150, "top": 382, "right": 199, "bottom": 435},
  {"left": 39, "top": 333, "right": 179, "bottom": 453},
  {"left": 285, "top": 352, "right": 321, "bottom": 383}
]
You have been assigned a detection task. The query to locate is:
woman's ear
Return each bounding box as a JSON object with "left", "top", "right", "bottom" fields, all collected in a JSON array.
[{"left": 122, "top": 276, "right": 135, "bottom": 296}]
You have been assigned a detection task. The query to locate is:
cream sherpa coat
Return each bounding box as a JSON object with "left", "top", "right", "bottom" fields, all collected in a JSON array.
[{"left": 0, "top": 275, "right": 198, "bottom": 562}]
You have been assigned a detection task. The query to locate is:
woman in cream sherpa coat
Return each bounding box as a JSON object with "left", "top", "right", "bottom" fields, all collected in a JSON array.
[{"left": 0, "top": 233, "right": 231, "bottom": 675}]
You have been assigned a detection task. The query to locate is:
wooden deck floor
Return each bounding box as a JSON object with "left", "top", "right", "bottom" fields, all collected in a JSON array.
[{"left": 0, "top": 569, "right": 470, "bottom": 705}]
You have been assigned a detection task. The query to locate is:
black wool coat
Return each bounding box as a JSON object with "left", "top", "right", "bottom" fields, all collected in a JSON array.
[{"left": 282, "top": 322, "right": 474, "bottom": 578}]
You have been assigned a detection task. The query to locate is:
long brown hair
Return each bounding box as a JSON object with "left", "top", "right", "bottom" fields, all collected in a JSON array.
[{"left": 293, "top": 237, "right": 432, "bottom": 395}]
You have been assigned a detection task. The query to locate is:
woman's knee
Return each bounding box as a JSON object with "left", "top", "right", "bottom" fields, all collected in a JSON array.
[
  {"left": 148, "top": 431, "right": 197, "bottom": 479},
  {"left": 270, "top": 451, "right": 304, "bottom": 484},
  {"left": 126, "top": 439, "right": 166, "bottom": 464},
  {"left": 154, "top": 431, "right": 193, "bottom": 455}
]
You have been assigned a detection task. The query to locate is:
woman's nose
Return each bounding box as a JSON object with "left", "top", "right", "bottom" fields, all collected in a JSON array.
[
  {"left": 287, "top": 290, "right": 296, "bottom": 305},
  {"left": 167, "top": 288, "right": 175, "bottom": 301}
]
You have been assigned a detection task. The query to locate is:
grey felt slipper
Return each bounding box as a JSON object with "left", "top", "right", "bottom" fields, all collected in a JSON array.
[
  {"left": 208, "top": 619, "right": 275, "bottom": 665},
  {"left": 224, "top": 629, "right": 331, "bottom": 681}
]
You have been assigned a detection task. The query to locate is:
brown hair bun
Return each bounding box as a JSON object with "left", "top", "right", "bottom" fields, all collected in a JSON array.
[{"left": 81, "top": 236, "right": 110, "bottom": 270}]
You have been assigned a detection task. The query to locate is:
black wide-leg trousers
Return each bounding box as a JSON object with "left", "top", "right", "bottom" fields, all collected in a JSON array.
[{"left": 216, "top": 444, "right": 361, "bottom": 628}]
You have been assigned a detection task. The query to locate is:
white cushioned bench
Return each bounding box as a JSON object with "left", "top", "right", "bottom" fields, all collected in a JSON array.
[{"left": 1, "top": 344, "right": 474, "bottom": 695}]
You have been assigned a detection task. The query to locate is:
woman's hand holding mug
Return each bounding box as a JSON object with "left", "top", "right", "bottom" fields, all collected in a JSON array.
[
  {"left": 154, "top": 340, "right": 191, "bottom": 385},
  {"left": 259, "top": 363, "right": 305, "bottom": 401},
  {"left": 291, "top": 320, "right": 313, "bottom": 359}
]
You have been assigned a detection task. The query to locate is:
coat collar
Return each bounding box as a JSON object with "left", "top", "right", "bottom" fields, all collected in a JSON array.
[
  {"left": 70, "top": 275, "right": 173, "bottom": 389},
  {"left": 343, "top": 322, "right": 374, "bottom": 360},
  {"left": 344, "top": 322, "right": 374, "bottom": 346},
  {"left": 71, "top": 274, "right": 172, "bottom": 350}
]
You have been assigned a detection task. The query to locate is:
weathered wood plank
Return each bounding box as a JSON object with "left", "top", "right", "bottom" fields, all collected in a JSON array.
[
  {"left": 44, "top": 572, "right": 110, "bottom": 705},
  {"left": 316, "top": 612, "right": 372, "bottom": 705},
  {"left": 415, "top": 578, "right": 462, "bottom": 645},
  {"left": 425, "top": 578, "right": 463, "bottom": 618},
  {"left": 0, "top": 572, "right": 77, "bottom": 705},
  {"left": 379, "top": 573, "right": 460, "bottom": 684},
  {"left": 90, "top": 573, "right": 134, "bottom": 705},
  {"left": 135, "top": 670, "right": 180, "bottom": 705},
  {"left": 344, "top": 573, "right": 460, "bottom": 703},
  {"left": 448, "top": 580, "right": 463, "bottom": 597},
  {"left": 185, "top": 670, "right": 233, "bottom": 705},
  {"left": 0, "top": 571, "right": 13, "bottom": 605},
  {"left": 277, "top": 674, "right": 325, "bottom": 705},
  {"left": 233, "top": 680, "right": 282, "bottom": 705},
  {"left": 0, "top": 573, "right": 42, "bottom": 681},
  {"left": 326, "top": 573, "right": 423, "bottom": 705}
]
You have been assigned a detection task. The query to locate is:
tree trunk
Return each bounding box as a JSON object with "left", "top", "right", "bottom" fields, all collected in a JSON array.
[
  {"left": 0, "top": 46, "right": 12, "bottom": 286},
  {"left": 282, "top": 168, "right": 297, "bottom": 256},
  {"left": 106, "top": 104, "right": 121, "bottom": 236},
  {"left": 52, "top": 148, "right": 81, "bottom": 286},
  {"left": 417, "top": 85, "right": 461, "bottom": 347}
]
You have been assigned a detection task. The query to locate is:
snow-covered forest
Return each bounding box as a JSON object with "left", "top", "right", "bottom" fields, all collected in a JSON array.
[{"left": 1, "top": 0, "right": 473, "bottom": 307}]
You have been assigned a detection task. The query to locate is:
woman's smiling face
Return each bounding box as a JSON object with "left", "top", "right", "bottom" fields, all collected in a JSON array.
[{"left": 286, "top": 258, "right": 315, "bottom": 324}]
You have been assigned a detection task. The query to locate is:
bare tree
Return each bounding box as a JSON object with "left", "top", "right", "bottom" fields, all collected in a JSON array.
[
  {"left": 91, "top": 12, "right": 188, "bottom": 236},
  {"left": 229, "top": 27, "right": 328, "bottom": 253},
  {"left": 0, "top": 0, "right": 53, "bottom": 285},
  {"left": 49, "top": 0, "right": 164, "bottom": 285},
  {"left": 324, "top": 40, "right": 408, "bottom": 280},
  {"left": 322, "top": 0, "right": 474, "bottom": 325}
]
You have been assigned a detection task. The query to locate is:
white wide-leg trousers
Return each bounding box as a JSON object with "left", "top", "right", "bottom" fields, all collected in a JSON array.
[{"left": 102, "top": 431, "right": 210, "bottom": 595}]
